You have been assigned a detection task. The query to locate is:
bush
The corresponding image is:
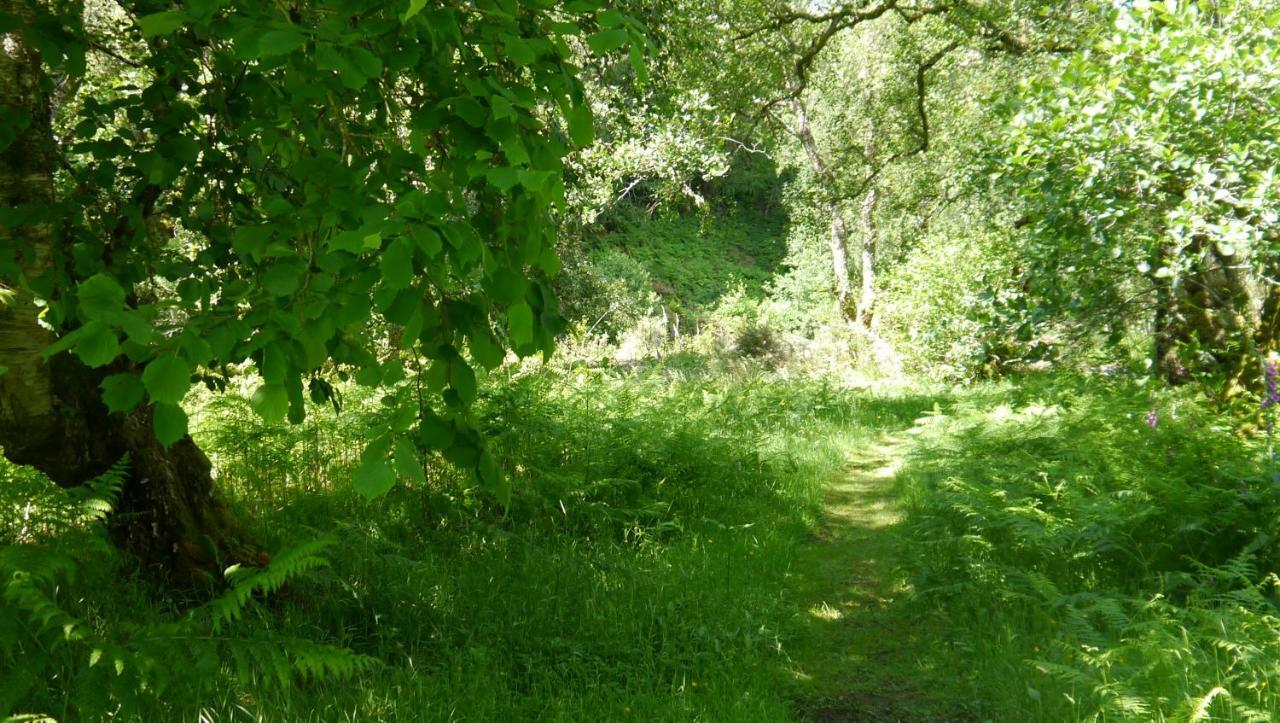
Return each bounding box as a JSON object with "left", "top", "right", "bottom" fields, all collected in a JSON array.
[{"left": 557, "top": 249, "right": 660, "bottom": 342}]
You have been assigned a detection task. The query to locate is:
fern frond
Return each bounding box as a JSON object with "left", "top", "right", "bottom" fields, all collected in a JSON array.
[
  {"left": 203, "top": 537, "right": 334, "bottom": 633},
  {"left": 1186, "top": 685, "right": 1229, "bottom": 722}
]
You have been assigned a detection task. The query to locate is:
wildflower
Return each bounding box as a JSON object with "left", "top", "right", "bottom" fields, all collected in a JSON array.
[
  {"left": 1264, "top": 361, "right": 1280, "bottom": 410},
  {"left": 1146, "top": 410, "right": 1158, "bottom": 429}
]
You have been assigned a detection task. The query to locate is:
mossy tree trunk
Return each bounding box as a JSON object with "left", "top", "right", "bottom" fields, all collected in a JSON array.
[{"left": 0, "top": 2, "right": 244, "bottom": 580}]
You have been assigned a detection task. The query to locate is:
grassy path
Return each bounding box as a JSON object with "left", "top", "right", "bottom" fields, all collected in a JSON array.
[{"left": 783, "top": 433, "right": 970, "bottom": 722}]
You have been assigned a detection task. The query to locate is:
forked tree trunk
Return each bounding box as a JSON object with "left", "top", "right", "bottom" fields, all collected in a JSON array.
[
  {"left": 1, "top": 5, "right": 244, "bottom": 580},
  {"left": 854, "top": 186, "right": 878, "bottom": 329},
  {"left": 793, "top": 97, "right": 854, "bottom": 314}
]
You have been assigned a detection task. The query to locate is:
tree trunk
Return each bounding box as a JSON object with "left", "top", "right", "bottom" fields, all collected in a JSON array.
[
  {"left": 855, "top": 186, "right": 878, "bottom": 329},
  {"left": 793, "top": 97, "right": 853, "bottom": 314},
  {"left": 1, "top": 4, "right": 245, "bottom": 580}
]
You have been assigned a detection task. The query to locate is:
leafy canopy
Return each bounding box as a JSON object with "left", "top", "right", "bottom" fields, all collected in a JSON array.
[{"left": 0, "top": 0, "right": 646, "bottom": 501}]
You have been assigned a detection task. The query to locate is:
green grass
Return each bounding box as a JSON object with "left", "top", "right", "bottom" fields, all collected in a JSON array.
[
  {"left": 1, "top": 362, "right": 904, "bottom": 721},
  {"left": 5, "top": 368, "right": 1279, "bottom": 722}
]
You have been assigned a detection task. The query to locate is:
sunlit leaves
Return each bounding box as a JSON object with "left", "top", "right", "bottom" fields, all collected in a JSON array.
[
  {"left": 251, "top": 384, "right": 290, "bottom": 424},
  {"left": 142, "top": 356, "right": 191, "bottom": 405},
  {"left": 995, "top": 0, "right": 1280, "bottom": 376},
  {"left": 136, "top": 11, "right": 184, "bottom": 38},
  {"left": 17, "top": 0, "right": 634, "bottom": 497},
  {"left": 76, "top": 274, "right": 125, "bottom": 320}
]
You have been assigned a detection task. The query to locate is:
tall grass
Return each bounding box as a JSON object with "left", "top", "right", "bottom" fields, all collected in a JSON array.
[
  {"left": 3, "top": 360, "right": 895, "bottom": 721},
  {"left": 10, "top": 361, "right": 1275, "bottom": 721}
]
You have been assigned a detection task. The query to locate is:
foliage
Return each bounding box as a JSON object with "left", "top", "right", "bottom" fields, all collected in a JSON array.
[
  {"left": 880, "top": 207, "right": 1026, "bottom": 379},
  {"left": 994, "top": 0, "right": 1280, "bottom": 382},
  {"left": 555, "top": 248, "right": 658, "bottom": 342},
  {"left": 9, "top": 1, "right": 1280, "bottom": 720},
  {"left": 4, "top": 359, "right": 893, "bottom": 720},
  {"left": 896, "top": 375, "right": 1280, "bottom": 720},
  {"left": 0, "top": 0, "right": 647, "bottom": 501},
  {"left": 593, "top": 205, "right": 787, "bottom": 319},
  {"left": 0, "top": 458, "right": 371, "bottom": 720}
]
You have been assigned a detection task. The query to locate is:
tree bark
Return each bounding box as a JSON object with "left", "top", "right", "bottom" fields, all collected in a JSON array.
[
  {"left": 855, "top": 186, "right": 878, "bottom": 329},
  {"left": 793, "top": 97, "right": 853, "bottom": 314},
  {"left": 1, "top": 6, "right": 245, "bottom": 580}
]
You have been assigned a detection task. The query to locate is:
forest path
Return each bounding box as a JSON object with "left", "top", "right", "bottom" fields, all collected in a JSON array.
[{"left": 784, "top": 433, "right": 970, "bottom": 722}]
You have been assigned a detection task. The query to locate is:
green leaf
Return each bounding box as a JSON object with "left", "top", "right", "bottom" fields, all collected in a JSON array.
[
  {"left": 564, "top": 102, "right": 594, "bottom": 148},
  {"left": 348, "top": 48, "right": 383, "bottom": 81},
  {"left": 490, "top": 95, "right": 515, "bottom": 121},
  {"left": 262, "top": 261, "right": 304, "bottom": 297},
  {"left": 477, "top": 450, "right": 510, "bottom": 506},
  {"left": 73, "top": 321, "right": 120, "bottom": 368},
  {"left": 402, "top": 0, "right": 429, "bottom": 22},
  {"left": 260, "top": 342, "right": 288, "bottom": 384},
  {"left": 251, "top": 383, "right": 289, "bottom": 424},
  {"left": 486, "top": 166, "right": 520, "bottom": 191},
  {"left": 137, "top": 11, "right": 185, "bottom": 38},
  {"left": 142, "top": 355, "right": 191, "bottom": 405},
  {"left": 412, "top": 226, "right": 443, "bottom": 257},
  {"left": 486, "top": 267, "right": 527, "bottom": 306},
  {"left": 502, "top": 35, "right": 535, "bottom": 66},
  {"left": 101, "top": 374, "right": 146, "bottom": 414},
  {"left": 469, "top": 329, "right": 503, "bottom": 370},
  {"left": 258, "top": 29, "right": 307, "bottom": 57},
  {"left": 153, "top": 402, "right": 188, "bottom": 446},
  {"left": 41, "top": 326, "right": 84, "bottom": 359},
  {"left": 507, "top": 301, "right": 534, "bottom": 348},
  {"left": 353, "top": 458, "right": 396, "bottom": 500},
  {"left": 380, "top": 238, "right": 415, "bottom": 289},
  {"left": 77, "top": 273, "right": 126, "bottom": 320},
  {"left": 393, "top": 437, "right": 426, "bottom": 484},
  {"left": 630, "top": 43, "right": 648, "bottom": 84},
  {"left": 115, "top": 311, "right": 154, "bottom": 345},
  {"left": 329, "top": 229, "right": 382, "bottom": 254},
  {"left": 586, "top": 28, "right": 628, "bottom": 54},
  {"left": 598, "top": 9, "right": 626, "bottom": 28},
  {"left": 418, "top": 411, "right": 455, "bottom": 450},
  {"left": 449, "top": 359, "right": 477, "bottom": 405}
]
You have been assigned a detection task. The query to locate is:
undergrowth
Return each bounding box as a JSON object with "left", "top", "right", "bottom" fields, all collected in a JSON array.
[
  {"left": 598, "top": 206, "right": 787, "bottom": 316},
  {"left": 9, "top": 365, "right": 1277, "bottom": 722},
  {"left": 0, "top": 459, "right": 371, "bottom": 720},
  {"left": 896, "top": 375, "right": 1280, "bottom": 722},
  {"left": 3, "top": 361, "right": 890, "bottom": 721}
]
